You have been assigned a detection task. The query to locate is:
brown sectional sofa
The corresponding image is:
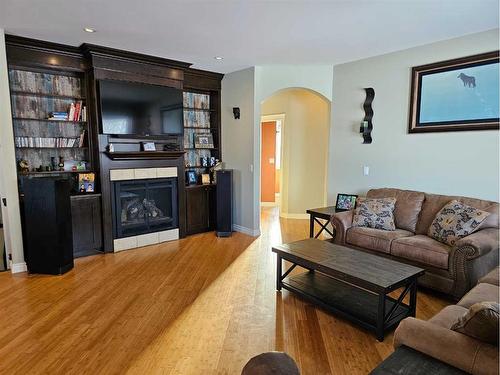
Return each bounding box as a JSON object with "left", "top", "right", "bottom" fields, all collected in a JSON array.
[
  {"left": 331, "top": 188, "right": 499, "bottom": 299},
  {"left": 393, "top": 267, "right": 500, "bottom": 375}
]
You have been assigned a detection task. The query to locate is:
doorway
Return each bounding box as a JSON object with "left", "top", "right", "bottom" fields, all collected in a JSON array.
[
  {"left": 260, "top": 88, "right": 330, "bottom": 219},
  {"left": 260, "top": 117, "right": 283, "bottom": 209}
]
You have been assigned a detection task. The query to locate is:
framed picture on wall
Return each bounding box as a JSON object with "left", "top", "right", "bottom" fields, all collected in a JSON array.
[
  {"left": 335, "top": 193, "right": 357, "bottom": 212},
  {"left": 408, "top": 51, "right": 499, "bottom": 133}
]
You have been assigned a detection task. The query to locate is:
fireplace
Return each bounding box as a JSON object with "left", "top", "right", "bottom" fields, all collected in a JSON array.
[{"left": 113, "top": 178, "right": 178, "bottom": 239}]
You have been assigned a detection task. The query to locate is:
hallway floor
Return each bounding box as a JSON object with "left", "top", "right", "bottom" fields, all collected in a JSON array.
[{"left": 0, "top": 207, "right": 449, "bottom": 374}]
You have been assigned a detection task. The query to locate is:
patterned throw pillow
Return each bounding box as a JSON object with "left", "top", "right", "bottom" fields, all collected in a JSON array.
[
  {"left": 352, "top": 197, "right": 396, "bottom": 231},
  {"left": 451, "top": 302, "right": 499, "bottom": 345},
  {"left": 428, "top": 200, "right": 490, "bottom": 246}
]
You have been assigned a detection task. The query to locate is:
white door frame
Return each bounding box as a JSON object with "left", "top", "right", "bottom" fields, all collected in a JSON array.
[{"left": 260, "top": 114, "right": 285, "bottom": 214}]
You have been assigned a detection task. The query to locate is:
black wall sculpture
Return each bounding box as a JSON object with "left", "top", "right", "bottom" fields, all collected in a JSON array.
[{"left": 360, "top": 88, "right": 374, "bottom": 144}]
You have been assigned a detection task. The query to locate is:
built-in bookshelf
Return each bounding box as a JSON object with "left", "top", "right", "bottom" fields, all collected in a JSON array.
[
  {"left": 183, "top": 92, "right": 220, "bottom": 173},
  {"left": 8, "top": 69, "right": 90, "bottom": 174}
]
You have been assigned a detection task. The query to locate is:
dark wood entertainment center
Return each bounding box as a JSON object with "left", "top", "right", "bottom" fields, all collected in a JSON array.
[{"left": 5, "top": 35, "right": 224, "bottom": 257}]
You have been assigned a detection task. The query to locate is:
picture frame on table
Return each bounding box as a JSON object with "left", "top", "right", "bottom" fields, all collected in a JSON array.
[
  {"left": 142, "top": 142, "right": 156, "bottom": 151},
  {"left": 408, "top": 51, "right": 499, "bottom": 133},
  {"left": 186, "top": 170, "right": 197, "bottom": 185},
  {"left": 335, "top": 193, "right": 358, "bottom": 212}
]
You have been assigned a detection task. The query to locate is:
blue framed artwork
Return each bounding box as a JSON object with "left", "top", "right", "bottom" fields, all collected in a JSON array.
[{"left": 409, "top": 51, "right": 499, "bottom": 133}]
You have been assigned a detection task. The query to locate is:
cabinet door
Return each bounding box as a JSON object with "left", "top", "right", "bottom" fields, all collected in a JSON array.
[
  {"left": 186, "top": 187, "right": 209, "bottom": 235},
  {"left": 71, "top": 195, "right": 103, "bottom": 257}
]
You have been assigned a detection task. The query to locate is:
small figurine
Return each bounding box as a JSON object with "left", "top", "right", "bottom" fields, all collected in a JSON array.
[
  {"left": 18, "top": 159, "right": 30, "bottom": 174},
  {"left": 51, "top": 157, "right": 58, "bottom": 171},
  {"left": 58, "top": 156, "right": 64, "bottom": 171}
]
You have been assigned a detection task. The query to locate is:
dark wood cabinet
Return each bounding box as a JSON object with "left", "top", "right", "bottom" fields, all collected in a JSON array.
[
  {"left": 71, "top": 194, "right": 103, "bottom": 257},
  {"left": 186, "top": 185, "right": 216, "bottom": 235}
]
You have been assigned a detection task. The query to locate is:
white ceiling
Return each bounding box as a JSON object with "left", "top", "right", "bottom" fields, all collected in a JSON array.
[{"left": 0, "top": 0, "right": 498, "bottom": 73}]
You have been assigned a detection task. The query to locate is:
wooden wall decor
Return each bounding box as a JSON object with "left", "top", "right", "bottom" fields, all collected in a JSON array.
[{"left": 360, "top": 87, "right": 374, "bottom": 144}]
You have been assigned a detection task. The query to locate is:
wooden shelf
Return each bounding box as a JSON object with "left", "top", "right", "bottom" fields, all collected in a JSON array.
[
  {"left": 183, "top": 126, "right": 218, "bottom": 131},
  {"left": 183, "top": 107, "right": 215, "bottom": 113},
  {"left": 185, "top": 184, "right": 216, "bottom": 189},
  {"left": 105, "top": 150, "right": 185, "bottom": 160},
  {"left": 10, "top": 90, "right": 86, "bottom": 100},
  {"left": 17, "top": 147, "right": 88, "bottom": 150},
  {"left": 185, "top": 165, "right": 210, "bottom": 169},
  {"left": 21, "top": 170, "right": 92, "bottom": 175},
  {"left": 12, "top": 117, "right": 87, "bottom": 124},
  {"left": 184, "top": 147, "right": 218, "bottom": 150}
]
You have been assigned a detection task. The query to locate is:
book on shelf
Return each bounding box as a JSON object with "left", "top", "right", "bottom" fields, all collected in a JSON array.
[
  {"left": 15, "top": 135, "right": 85, "bottom": 148},
  {"left": 47, "top": 101, "right": 85, "bottom": 121},
  {"left": 183, "top": 92, "right": 210, "bottom": 109}
]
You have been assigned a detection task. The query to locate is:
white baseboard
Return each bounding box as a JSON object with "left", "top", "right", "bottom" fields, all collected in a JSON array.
[
  {"left": 10, "top": 262, "right": 27, "bottom": 274},
  {"left": 260, "top": 202, "right": 277, "bottom": 207},
  {"left": 279, "top": 213, "right": 309, "bottom": 220},
  {"left": 232, "top": 224, "right": 260, "bottom": 237}
]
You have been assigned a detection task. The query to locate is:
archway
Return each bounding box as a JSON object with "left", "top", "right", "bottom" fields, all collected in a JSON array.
[{"left": 259, "top": 88, "right": 331, "bottom": 219}]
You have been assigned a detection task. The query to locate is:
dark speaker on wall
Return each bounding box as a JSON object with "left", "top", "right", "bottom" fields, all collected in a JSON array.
[
  {"left": 216, "top": 169, "right": 233, "bottom": 237},
  {"left": 22, "top": 177, "right": 74, "bottom": 275}
]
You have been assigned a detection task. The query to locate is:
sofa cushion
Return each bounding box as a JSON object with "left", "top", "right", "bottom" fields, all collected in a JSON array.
[
  {"left": 428, "top": 200, "right": 490, "bottom": 246},
  {"left": 429, "top": 305, "right": 469, "bottom": 329},
  {"left": 451, "top": 302, "right": 499, "bottom": 345},
  {"left": 391, "top": 235, "right": 451, "bottom": 269},
  {"left": 479, "top": 267, "right": 500, "bottom": 287},
  {"left": 416, "top": 193, "right": 499, "bottom": 235},
  {"left": 367, "top": 188, "right": 425, "bottom": 232},
  {"left": 346, "top": 227, "right": 413, "bottom": 254},
  {"left": 458, "top": 283, "right": 500, "bottom": 309},
  {"left": 352, "top": 197, "right": 396, "bottom": 231}
]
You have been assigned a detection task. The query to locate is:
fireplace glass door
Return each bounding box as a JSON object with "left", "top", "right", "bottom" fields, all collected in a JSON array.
[{"left": 113, "top": 178, "right": 178, "bottom": 238}]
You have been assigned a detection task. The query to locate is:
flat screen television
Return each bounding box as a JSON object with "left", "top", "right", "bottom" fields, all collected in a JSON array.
[{"left": 99, "top": 80, "right": 183, "bottom": 136}]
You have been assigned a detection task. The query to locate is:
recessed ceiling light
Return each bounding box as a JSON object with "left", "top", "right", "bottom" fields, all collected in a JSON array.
[
  {"left": 84, "top": 27, "right": 96, "bottom": 33},
  {"left": 214, "top": 56, "right": 223, "bottom": 61}
]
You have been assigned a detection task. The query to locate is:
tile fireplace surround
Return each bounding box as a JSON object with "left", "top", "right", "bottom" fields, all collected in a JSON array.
[{"left": 110, "top": 167, "right": 179, "bottom": 252}]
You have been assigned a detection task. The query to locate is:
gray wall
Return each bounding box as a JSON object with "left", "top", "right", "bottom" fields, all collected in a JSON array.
[
  {"left": 221, "top": 67, "right": 258, "bottom": 235},
  {"left": 328, "top": 29, "right": 500, "bottom": 203}
]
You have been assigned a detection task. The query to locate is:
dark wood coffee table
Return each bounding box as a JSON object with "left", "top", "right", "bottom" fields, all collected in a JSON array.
[{"left": 272, "top": 238, "right": 425, "bottom": 341}]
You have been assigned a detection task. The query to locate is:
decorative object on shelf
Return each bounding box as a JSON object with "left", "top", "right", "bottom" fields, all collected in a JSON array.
[
  {"left": 107, "top": 143, "right": 114, "bottom": 153},
  {"left": 210, "top": 159, "right": 222, "bottom": 184},
  {"left": 210, "top": 156, "right": 216, "bottom": 167},
  {"left": 76, "top": 161, "right": 87, "bottom": 171},
  {"left": 361, "top": 88, "right": 374, "bottom": 144},
  {"left": 233, "top": 107, "right": 240, "bottom": 119},
  {"left": 51, "top": 157, "right": 58, "bottom": 171},
  {"left": 186, "top": 170, "right": 197, "bottom": 186},
  {"left": 194, "top": 133, "right": 214, "bottom": 148},
  {"left": 201, "top": 173, "right": 211, "bottom": 185},
  {"left": 78, "top": 173, "right": 95, "bottom": 193},
  {"left": 58, "top": 156, "right": 65, "bottom": 171},
  {"left": 18, "top": 159, "right": 30, "bottom": 173},
  {"left": 335, "top": 193, "right": 358, "bottom": 212},
  {"left": 141, "top": 142, "right": 156, "bottom": 151},
  {"left": 409, "top": 51, "right": 499, "bottom": 133},
  {"left": 201, "top": 156, "right": 209, "bottom": 167}
]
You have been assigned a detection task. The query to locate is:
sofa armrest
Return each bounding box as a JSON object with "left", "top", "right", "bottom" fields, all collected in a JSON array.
[
  {"left": 394, "top": 317, "right": 498, "bottom": 375},
  {"left": 453, "top": 228, "right": 499, "bottom": 260},
  {"left": 449, "top": 228, "right": 499, "bottom": 298},
  {"left": 330, "top": 210, "right": 353, "bottom": 245}
]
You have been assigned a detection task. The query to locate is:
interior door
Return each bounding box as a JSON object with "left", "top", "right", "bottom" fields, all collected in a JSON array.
[{"left": 261, "top": 121, "right": 276, "bottom": 203}]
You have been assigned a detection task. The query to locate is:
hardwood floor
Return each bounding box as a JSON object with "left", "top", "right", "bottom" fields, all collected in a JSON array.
[{"left": 0, "top": 207, "right": 450, "bottom": 374}]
